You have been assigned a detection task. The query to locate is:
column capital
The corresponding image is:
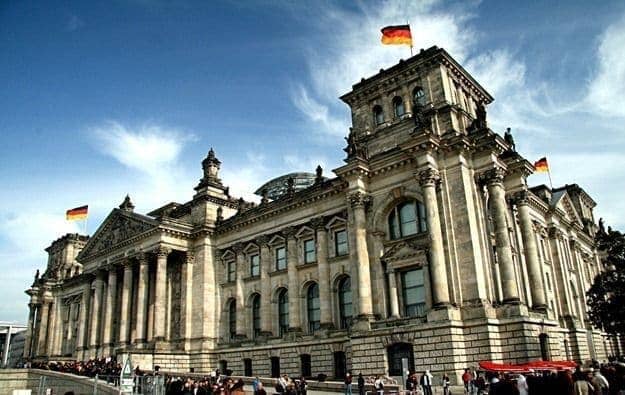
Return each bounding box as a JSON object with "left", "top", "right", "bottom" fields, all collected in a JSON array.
[
  {"left": 255, "top": 235, "right": 270, "bottom": 248},
  {"left": 417, "top": 167, "right": 440, "bottom": 187},
  {"left": 281, "top": 226, "right": 298, "bottom": 239},
  {"left": 137, "top": 251, "right": 149, "bottom": 265},
  {"left": 348, "top": 191, "right": 371, "bottom": 209},
  {"left": 510, "top": 189, "right": 530, "bottom": 206},
  {"left": 310, "top": 216, "right": 326, "bottom": 231},
  {"left": 477, "top": 167, "right": 507, "bottom": 186},
  {"left": 122, "top": 258, "right": 134, "bottom": 269},
  {"left": 156, "top": 246, "right": 170, "bottom": 258},
  {"left": 185, "top": 250, "right": 195, "bottom": 264},
  {"left": 547, "top": 226, "right": 561, "bottom": 239}
]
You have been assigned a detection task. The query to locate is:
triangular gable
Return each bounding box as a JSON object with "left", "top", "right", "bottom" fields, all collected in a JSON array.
[
  {"left": 78, "top": 208, "right": 159, "bottom": 260},
  {"left": 554, "top": 192, "right": 583, "bottom": 226}
]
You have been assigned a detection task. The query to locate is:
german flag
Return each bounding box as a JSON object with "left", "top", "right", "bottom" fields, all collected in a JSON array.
[
  {"left": 66, "top": 205, "right": 88, "bottom": 221},
  {"left": 381, "top": 25, "right": 412, "bottom": 46},
  {"left": 533, "top": 157, "right": 549, "bottom": 173}
]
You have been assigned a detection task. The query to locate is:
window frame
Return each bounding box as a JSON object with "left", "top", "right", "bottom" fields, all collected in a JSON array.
[
  {"left": 278, "top": 289, "right": 289, "bottom": 336},
  {"left": 275, "top": 246, "right": 287, "bottom": 271},
  {"left": 338, "top": 277, "right": 352, "bottom": 329},
  {"left": 304, "top": 238, "right": 316, "bottom": 264},
  {"left": 307, "top": 283, "right": 320, "bottom": 333},
  {"left": 252, "top": 294, "right": 261, "bottom": 338},
  {"left": 413, "top": 87, "right": 426, "bottom": 106},
  {"left": 228, "top": 300, "right": 236, "bottom": 340},
  {"left": 334, "top": 229, "right": 348, "bottom": 257},
  {"left": 401, "top": 268, "right": 426, "bottom": 317},
  {"left": 249, "top": 253, "right": 260, "bottom": 277},
  {"left": 388, "top": 200, "right": 427, "bottom": 240},
  {"left": 226, "top": 260, "right": 236, "bottom": 282},
  {"left": 393, "top": 96, "right": 405, "bottom": 118},
  {"left": 373, "top": 105, "right": 384, "bottom": 125}
]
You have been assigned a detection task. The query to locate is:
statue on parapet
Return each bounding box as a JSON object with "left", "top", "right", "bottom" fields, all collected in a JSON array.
[{"left": 504, "top": 127, "right": 516, "bottom": 152}]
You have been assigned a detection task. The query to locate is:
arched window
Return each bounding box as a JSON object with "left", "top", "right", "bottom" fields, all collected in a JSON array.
[
  {"left": 413, "top": 87, "right": 426, "bottom": 106},
  {"left": 388, "top": 200, "right": 427, "bottom": 240},
  {"left": 278, "top": 289, "right": 289, "bottom": 336},
  {"left": 252, "top": 294, "right": 261, "bottom": 338},
  {"left": 373, "top": 105, "right": 384, "bottom": 125},
  {"left": 228, "top": 300, "right": 236, "bottom": 340},
  {"left": 338, "top": 277, "right": 352, "bottom": 329},
  {"left": 307, "top": 283, "right": 320, "bottom": 333},
  {"left": 393, "top": 96, "right": 405, "bottom": 118}
]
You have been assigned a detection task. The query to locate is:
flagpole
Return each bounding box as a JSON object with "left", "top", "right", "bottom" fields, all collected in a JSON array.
[
  {"left": 547, "top": 168, "right": 554, "bottom": 190},
  {"left": 407, "top": 20, "right": 413, "bottom": 57}
]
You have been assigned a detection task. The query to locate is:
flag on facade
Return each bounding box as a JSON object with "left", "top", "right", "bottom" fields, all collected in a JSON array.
[
  {"left": 533, "top": 157, "right": 549, "bottom": 173},
  {"left": 66, "top": 205, "right": 88, "bottom": 221},
  {"left": 381, "top": 25, "right": 412, "bottom": 46}
]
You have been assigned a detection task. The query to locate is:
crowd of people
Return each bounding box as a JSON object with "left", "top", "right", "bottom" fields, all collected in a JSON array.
[{"left": 28, "top": 357, "right": 122, "bottom": 380}]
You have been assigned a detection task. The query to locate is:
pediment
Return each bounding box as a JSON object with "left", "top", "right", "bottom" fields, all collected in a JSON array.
[
  {"left": 382, "top": 239, "right": 429, "bottom": 264},
  {"left": 555, "top": 193, "right": 582, "bottom": 226},
  {"left": 78, "top": 209, "right": 158, "bottom": 260}
]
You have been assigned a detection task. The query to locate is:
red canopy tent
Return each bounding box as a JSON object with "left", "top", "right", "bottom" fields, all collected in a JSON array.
[{"left": 478, "top": 360, "right": 577, "bottom": 373}]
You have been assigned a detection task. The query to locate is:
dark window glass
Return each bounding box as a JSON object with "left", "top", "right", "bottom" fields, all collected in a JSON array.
[
  {"left": 304, "top": 239, "right": 316, "bottom": 263},
  {"left": 250, "top": 254, "right": 260, "bottom": 277},
  {"left": 338, "top": 277, "right": 352, "bottom": 329},
  {"left": 228, "top": 300, "right": 236, "bottom": 340},
  {"left": 307, "top": 283, "right": 320, "bottom": 333},
  {"left": 278, "top": 289, "right": 289, "bottom": 336},
  {"left": 333, "top": 351, "right": 346, "bottom": 379},
  {"left": 393, "top": 97, "right": 405, "bottom": 117},
  {"left": 387, "top": 343, "right": 414, "bottom": 376},
  {"left": 300, "top": 354, "right": 312, "bottom": 378},
  {"left": 275, "top": 247, "right": 287, "bottom": 271},
  {"left": 401, "top": 269, "right": 425, "bottom": 317},
  {"left": 373, "top": 105, "right": 384, "bottom": 125},
  {"left": 271, "top": 357, "right": 280, "bottom": 378},
  {"left": 388, "top": 200, "right": 427, "bottom": 240},
  {"left": 244, "top": 358, "right": 253, "bottom": 377},
  {"left": 335, "top": 230, "right": 348, "bottom": 256},
  {"left": 252, "top": 294, "right": 261, "bottom": 338},
  {"left": 413, "top": 87, "right": 426, "bottom": 106},
  {"left": 539, "top": 333, "right": 551, "bottom": 361},
  {"left": 227, "top": 261, "right": 236, "bottom": 282}
]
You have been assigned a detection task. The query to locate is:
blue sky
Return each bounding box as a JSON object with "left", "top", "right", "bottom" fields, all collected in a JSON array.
[{"left": 1, "top": 0, "right": 624, "bottom": 323}]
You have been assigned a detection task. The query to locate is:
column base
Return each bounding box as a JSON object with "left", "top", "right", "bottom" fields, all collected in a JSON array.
[
  {"left": 531, "top": 304, "right": 547, "bottom": 312},
  {"left": 503, "top": 297, "right": 521, "bottom": 305}
]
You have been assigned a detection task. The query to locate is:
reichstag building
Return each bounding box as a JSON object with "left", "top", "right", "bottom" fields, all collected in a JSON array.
[{"left": 24, "top": 46, "right": 622, "bottom": 382}]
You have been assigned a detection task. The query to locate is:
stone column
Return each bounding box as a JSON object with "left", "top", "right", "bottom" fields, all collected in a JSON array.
[
  {"left": 119, "top": 262, "right": 133, "bottom": 345},
  {"left": 257, "top": 237, "right": 273, "bottom": 336},
  {"left": 482, "top": 168, "right": 519, "bottom": 303},
  {"left": 102, "top": 268, "right": 117, "bottom": 350},
  {"left": 418, "top": 168, "right": 451, "bottom": 307},
  {"left": 77, "top": 283, "right": 91, "bottom": 351},
  {"left": 232, "top": 243, "right": 247, "bottom": 338},
  {"left": 89, "top": 273, "right": 105, "bottom": 351},
  {"left": 513, "top": 191, "right": 547, "bottom": 309},
  {"left": 23, "top": 303, "right": 36, "bottom": 358},
  {"left": 348, "top": 192, "right": 373, "bottom": 319},
  {"left": 180, "top": 251, "right": 194, "bottom": 346},
  {"left": 154, "top": 247, "right": 169, "bottom": 343},
  {"left": 284, "top": 228, "right": 302, "bottom": 331},
  {"left": 134, "top": 254, "right": 149, "bottom": 345},
  {"left": 46, "top": 299, "right": 58, "bottom": 356},
  {"left": 3, "top": 325, "right": 12, "bottom": 366},
  {"left": 312, "top": 217, "right": 332, "bottom": 328},
  {"left": 36, "top": 301, "right": 50, "bottom": 356},
  {"left": 387, "top": 269, "right": 400, "bottom": 318}
]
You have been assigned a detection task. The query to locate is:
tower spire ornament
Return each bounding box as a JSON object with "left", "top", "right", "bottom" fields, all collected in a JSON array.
[
  {"left": 119, "top": 195, "right": 135, "bottom": 212},
  {"left": 196, "top": 148, "right": 223, "bottom": 189}
]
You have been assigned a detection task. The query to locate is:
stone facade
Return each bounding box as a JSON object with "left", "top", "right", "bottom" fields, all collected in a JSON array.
[{"left": 24, "top": 46, "right": 624, "bottom": 383}]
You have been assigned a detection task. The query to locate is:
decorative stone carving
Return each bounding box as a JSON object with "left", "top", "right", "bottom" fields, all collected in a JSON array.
[
  {"left": 196, "top": 148, "right": 223, "bottom": 189},
  {"left": 185, "top": 251, "right": 195, "bottom": 264},
  {"left": 310, "top": 216, "right": 325, "bottom": 230},
  {"left": 477, "top": 167, "right": 506, "bottom": 186},
  {"left": 255, "top": 235, "right": 270, "bottom": 247},
  {"left": 281, "top": 226, "right": 297, "bottom": 239},
  {"left": 418, "top": 168, "right": 440, "bottom": 187},
  {"left": 156, "top": 246, "right": 170, "bottom": 258},
  {"left": 231, "top": 242, "right": 245, "bottom": 254},
  {"left": 510, "top": 190, "right": 530, "bottom": 206},
  {"left": 344, "top": 128, "right": 368, "bottom": 160},
  {"left": 348, "top": 191, "right": 371, "bottom": 209},
  {"left": 119, "top": 195, "right": 135, "bottom": 212},
  {"left": 85, "top": 213, "right": 154, "bottom": 255}
]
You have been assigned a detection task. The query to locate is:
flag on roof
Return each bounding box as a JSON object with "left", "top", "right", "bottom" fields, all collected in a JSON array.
[
  {"left": 66, "top": 205, "right": 88, "bottom": 221},
  {"left": 533, "top": 157, "right": 549, "bottom": 173},
  {"left": 381, "top": 25, "right": 412, "bottom": 46}
]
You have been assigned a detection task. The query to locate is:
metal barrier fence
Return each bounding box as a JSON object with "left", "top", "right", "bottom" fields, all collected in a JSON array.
[{"left": 0, "top": 374, "right": 166, "bottom": 395}]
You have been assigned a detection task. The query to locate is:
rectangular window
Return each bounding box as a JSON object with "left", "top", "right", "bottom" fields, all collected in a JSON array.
[
  {"left": 335, "top": 230, "right": 348, "bottom": 256},
  {"left": 244, "top": 358, "right": 253, "bottom": 377},
  {"left": 304, "top": 239, "right": 316, "bottom": 263},
  {"left": 227, "top": 261, "right": 236, "bottom": 282},
  {"left": 275, "top": 247, "right": 286, "bottom": 271},
  {"left": 402, "top": 269, "right": 426, "bottom": 317},
  {"left": 250, "top": 254, "right": 260, "bottom": 277}
]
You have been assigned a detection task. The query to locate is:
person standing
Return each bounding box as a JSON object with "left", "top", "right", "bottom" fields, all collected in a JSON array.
[
  {"left": 374, "top": 375, "right": 384, "bottom": 395},
  {"left": 462, "top": 369, "right": 472, "bottom": 394},
  {"left": 358, "top": 373, "right": 365, "bottom": 395},
  {"left": 345, "top": 372, "right": 353, "bottom": 395},
  {"left": 420, "top": 371, "right": 433, "bottom": 395},
  {"left": 298, "top": 376, "right": 308, "bottom": 395},
  {"left": 441, "top": 373, "right": 450, "bottom": 395},
  {"left": 517, "top": 373, "right": 528, "bottom": 395}
]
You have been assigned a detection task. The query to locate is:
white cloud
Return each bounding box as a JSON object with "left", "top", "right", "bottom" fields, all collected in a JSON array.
[{"left": 587, "top": 15, "right": 625, "bottom": 117}]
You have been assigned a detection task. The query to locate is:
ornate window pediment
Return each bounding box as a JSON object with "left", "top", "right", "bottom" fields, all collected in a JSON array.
[{"left": 382, "top": 237, "right": 429, "bottom": 267}]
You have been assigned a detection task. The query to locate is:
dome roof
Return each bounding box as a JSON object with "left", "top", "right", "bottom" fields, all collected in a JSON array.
[{"left": 254, "top": 172, "right": 319, "bottom": 200}]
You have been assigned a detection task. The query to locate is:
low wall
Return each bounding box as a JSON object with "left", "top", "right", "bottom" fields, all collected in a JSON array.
[{"left": 0, "top": 369, "right": 118, "bottom": 395}]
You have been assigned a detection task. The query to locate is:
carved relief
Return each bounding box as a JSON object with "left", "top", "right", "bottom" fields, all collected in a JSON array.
[
  {"left": 477, "top": 167, "right": 506, "bottom": 187},
  {"left": 348, "top": 191, "right": 371, "bottom": 209},
  {"left": 418, "top": 168, "right": 440, "bottom": 187},
  {"left": 84, "top": 213, "right": 155, "bottom": 256}
]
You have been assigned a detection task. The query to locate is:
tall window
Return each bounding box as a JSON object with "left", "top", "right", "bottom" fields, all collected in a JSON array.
[
  {"left": 228, "top": 300, "right": 236, "bottom": 340},
  {"left": 307, "top": 283, "right": 320, "bottom": 332},
  {"left": 402, "top": 269, "right": 425, "bottom": 317},
  {"left": 278, "top": 289, "right": 289, "bottom": 336},
  {"left": 275, "top": 247, "right": 287, "bottom": 270},
  {"left": 244, "top": 358, "right": 253, "bottom": 377},
  {"left": 393, "top": 96, "right": 405, "bottom": 117},
  {"left": 304, "top": 239, "right": 316, "bottom": 263},
  {"left": 333, "top": 351, "right": 346, "bottom": 379},
  {"left": 227, "top": 261, "right": 236, "bottom": 282},
  {"left": 271, "top": 357, "right": 280, "bottom": 378},
  {"left": 252, "top": 294, "right": 261, "bottom": 338},
  {"left": 335, "top": 230, "right": 348, "bottom": 256},
  {"left": 413, "top": 87, "right": 426, "bottom": 106},
  {"left": 373, "top": 105, "right": 384, "bottom": 125},
  {"left": 388, "top": 200, "right": 427, "bottom": 240},
  {"left": 338, "top": 277, "right": 352, "bottom": 329},
  {"left": 250, "top": 254, "right": 260, "bottom": 277}
]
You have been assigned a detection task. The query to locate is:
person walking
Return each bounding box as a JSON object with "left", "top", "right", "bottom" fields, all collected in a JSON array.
[
  {"left": 420, "top": 371, "right": 433, "bottom": 395},
  {"left": 462, "top": 369, "right": 472, "bottom": 394}
]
